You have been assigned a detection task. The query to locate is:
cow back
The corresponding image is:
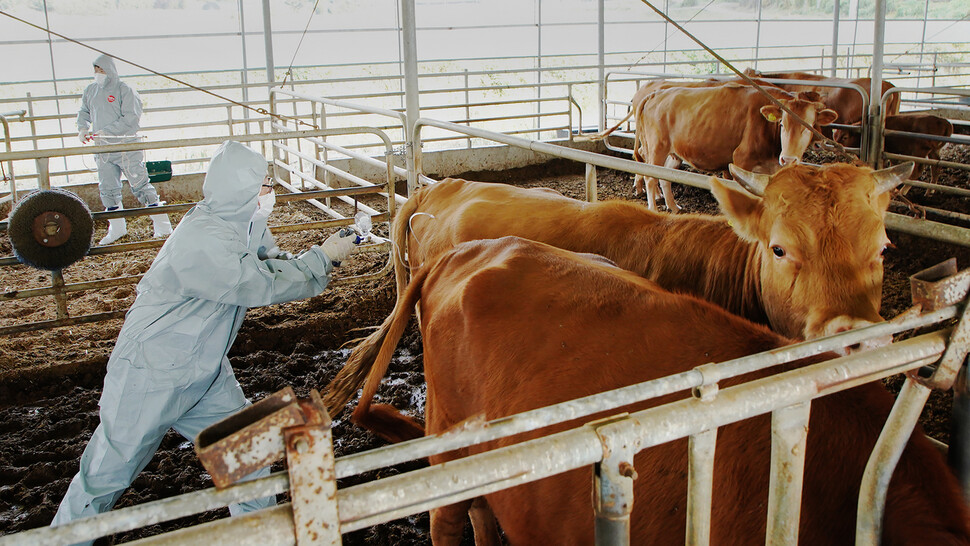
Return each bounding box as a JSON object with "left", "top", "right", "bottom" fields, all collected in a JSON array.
[{"left": 418, "top": 237, "right": 970, "bottom": 545}]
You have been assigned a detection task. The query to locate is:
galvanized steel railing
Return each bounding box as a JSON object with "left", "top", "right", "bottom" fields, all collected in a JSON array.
[
  {"left": 3, "top": 272, "right": 967, "bottom": 545},
  {"left": 0, "top": 128, "right": 397, "bottom": 336},
  {"left": 411, "top": 117, "right": 970, "bottom": 247}
]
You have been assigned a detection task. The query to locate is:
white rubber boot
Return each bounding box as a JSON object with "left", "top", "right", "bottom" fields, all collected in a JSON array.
[
  {"left": 151, "top": 214, "right": 173, "bottom": 238},
  {"left": 99, "top": 216, "right": 128, "bottom": 245}
]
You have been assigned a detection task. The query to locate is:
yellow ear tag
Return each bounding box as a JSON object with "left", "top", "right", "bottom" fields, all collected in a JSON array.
[{"left": 767, "top": 113, "right": 779, "bottom": 122}]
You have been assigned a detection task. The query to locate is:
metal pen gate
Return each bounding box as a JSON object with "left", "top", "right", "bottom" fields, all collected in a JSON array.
[
  {"left": 3, "top": 118, "right": 969, "bottom": 546},
  {"left": 0, "top": 128, "right": 398, "bottom": 336},
  {"left": 3, "top": 256, "right": 967, "bottom": 545}
]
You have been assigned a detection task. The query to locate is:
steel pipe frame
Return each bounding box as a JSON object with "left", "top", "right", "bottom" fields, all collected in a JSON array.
[
  {"left": 410, "top": 117, "right": 970, "bottom": 247},
  {"left": 0, "top": 128, "right": 396, "bottom": 335},
  {"left": 601, "top": 72, "right": 869, "bottom": 157},
  {"left": 0, "top": 110, "right": 24, "bottom": 203},
  {"left": 10, "top": 299, "right": 959, "bottom": 545},
  {"left": 4, "top": 57, "right": 964, "bottom": 187},
  {"left": 23, "top": 328, "right": 947, "bottom": 546}
]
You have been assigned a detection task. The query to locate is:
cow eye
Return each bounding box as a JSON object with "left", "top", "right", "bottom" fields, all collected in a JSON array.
[{"left": 771, "top": 245, "right": 786, "bottom": 258}]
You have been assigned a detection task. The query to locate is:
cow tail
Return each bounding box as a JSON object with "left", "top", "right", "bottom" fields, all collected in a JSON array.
[
  {"left": 392, "top": 189, "right": 422, "bottom": 298},
  {"left": 322, "top": 264, "right": 428, "bottom": 434},
  {"left": 574, "top": 107, "right": 636, "bottom": 142},
  {"left": 352, "top": 265, "right": 429, "bottom": 442},
  {"left": 886, "top": 92, "right": 901, "bottom": 116}
]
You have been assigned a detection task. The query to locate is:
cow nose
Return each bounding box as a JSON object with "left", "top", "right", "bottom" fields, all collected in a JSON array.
[
  {"left": 812, "top": 316, "right": 891, "bottom": 356},
  {"left": 780, "top": 155, "right": 800, "bottom": 166}
]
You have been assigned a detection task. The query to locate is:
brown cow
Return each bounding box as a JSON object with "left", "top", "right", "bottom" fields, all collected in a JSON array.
[
  {"left": 633, "top": 84, "right": 838, "bottom": 212},
  {"left": 324, "top": 162, "right": 913, "bottom": 415},
  {"left": 331, "top": 236, "right": 970, "bottom": 545},
  {"left": 834, "top": 113, "right": 954, "bottom": 187},
  {"left": 744, "top": 68, "right": 901, "bottom": 135}
]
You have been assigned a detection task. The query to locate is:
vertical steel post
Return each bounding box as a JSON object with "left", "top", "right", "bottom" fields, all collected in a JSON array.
[
  {"left": 597, "top": 0, "right": 605, "bottom": 132},
  {"left": 585, "top": 164, "right": 598, "bottom": 203},
  {"left": 262, "top": 0, "right": 276, "bottom": 86},
  {"left": 686, "top": 429, "right": 717, "bottom": 546},
  {"left": 50, "top": 271, "right": 69, "bottom": 320},
  {"left": 401, "top": 0, "right": 420, "bottom": 195},
  {"left": 464, "top": 70, "right": 472, "bottom": 149},
  {"left": 830, "top": 0, "right": 840, "bottom": 77},
  {"left": 593, "top": 439, "right": 635, "bottom": 545},
  {"left": 754, "top": 0, "right": 764, "bottom": 69},
  {"left": 951, "top": 366, "right": 970, "bottom": 502},
  {"left": 864, "top": 0, "right": 887, "bottom": 166},
  {"left": 916, "top": 0, "right": 930, "bottom": 88},
  {"left": 238, "top": 0, "right": 252, "bottom": 134},
  {"left": 766, "top": 402, "right": 811, "bottom": 544},
  {"left": 36, "top": 156, "right": 50, "bottom": 191},
  {"left": 856, "top": 377, "right": 932, "bottom": 544},
  {"left": 536, "top": 0, "right": 542, "bottom": 136},
  {"left": 41, "top": 0, "right": 68, "bottom": 175},
  {"left": 663, "top": 0, "right": 670, "bottom": 69},
  {"left": 285, "top": 405, "right": 341, "bottom": 545},
  {"left": 0, "top": 111, "right": 18, "bottom": 202}
]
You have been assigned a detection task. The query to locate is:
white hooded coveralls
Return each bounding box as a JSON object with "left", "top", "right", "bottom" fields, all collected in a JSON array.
[
  {"left": 52, "top": 141, "right": 336, "bottom": 542},
  {"left": 77, "top": 54, "right": 159, "bottom": 210}
]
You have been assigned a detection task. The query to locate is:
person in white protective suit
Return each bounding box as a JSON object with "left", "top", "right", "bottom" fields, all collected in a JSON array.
[
  {"left": 77, "top": 54, "right": 173, "bottom": 245},
  {"left": 51, "top": 140, "right": 359, "bottom": 542}
]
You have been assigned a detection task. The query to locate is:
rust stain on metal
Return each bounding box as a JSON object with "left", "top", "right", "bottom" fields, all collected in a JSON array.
[
  {"left": 196, "top": 386, "right": 305, "bottom": 488},
  {"left": 910, "top": 259, "right": 970, "bottom": 311}
]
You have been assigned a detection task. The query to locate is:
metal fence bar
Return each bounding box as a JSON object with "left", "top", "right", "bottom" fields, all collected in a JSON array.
[
  {"left": 766, "top": 401, "right": 812, "bottom": 544},
  {"left": 687, "top": 428, "right": 717, "bottom": 545},
  {"left": 411, "top": 117, "right": 970, "bottom": 247},
  {"left": 4, "top": 315, "right": 955, "bottom": 544},
  {"left": 855, "top": 376, "right": 933, "bottom": 543}
]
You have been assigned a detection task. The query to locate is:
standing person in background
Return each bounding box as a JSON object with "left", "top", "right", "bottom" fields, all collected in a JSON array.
[
  {"left": 51, "top": 141, "right": 359, "bottom": 543},
  {"left": 77, "top": 54, "right": 172, "bottom": 245}
]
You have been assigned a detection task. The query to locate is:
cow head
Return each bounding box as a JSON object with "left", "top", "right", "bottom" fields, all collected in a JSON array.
[
  {"left": 761, "top": 93, "right": 838, "bottom": 166},
  {"left": 711, "top": 161, "right": 914, "bottom": 343},
  {"left": 832, "top": 123, "right": 863, "bottom": 148}
]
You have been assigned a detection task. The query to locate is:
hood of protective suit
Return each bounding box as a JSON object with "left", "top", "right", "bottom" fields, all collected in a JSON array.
[
  {"left": 198, "top": 140, "right": 267, "bottom": 224},
  {"left": 93, "top": 54, "right": 120, "bottom": 86}
]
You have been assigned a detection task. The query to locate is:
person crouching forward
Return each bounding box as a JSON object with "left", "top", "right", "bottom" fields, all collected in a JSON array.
[{"left": 51, "top": 140, "right": 358, "bottom": 544}]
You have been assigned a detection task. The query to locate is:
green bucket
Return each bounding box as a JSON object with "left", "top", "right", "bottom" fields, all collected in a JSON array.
[{"left": 147, "top": 160, "right": 172, "bottom": 183}]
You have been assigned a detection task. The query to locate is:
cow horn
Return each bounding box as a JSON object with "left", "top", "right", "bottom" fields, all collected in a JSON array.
[
  {"left": 728, "top": 164, "right": 770, "bottom": 197},
  {"left": 872, "top": 161, "right": 915, "bottom": 195}
]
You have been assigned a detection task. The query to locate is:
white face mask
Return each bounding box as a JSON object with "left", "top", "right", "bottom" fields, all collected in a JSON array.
[
  {"left": 252, "top": 191, "right": 275, "bottom": 222},
  {"left": 94, "top": 73, "right": 107, "bottom": 86}
]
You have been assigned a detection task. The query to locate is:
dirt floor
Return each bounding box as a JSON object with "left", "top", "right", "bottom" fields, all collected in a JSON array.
[{"left": 1, "top": 145, "right": 969, "bottom": 544}]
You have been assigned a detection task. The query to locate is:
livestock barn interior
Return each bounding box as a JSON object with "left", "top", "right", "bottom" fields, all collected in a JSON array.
[{"left": 2, "top": 0, "right": 970, "bottom": 544}]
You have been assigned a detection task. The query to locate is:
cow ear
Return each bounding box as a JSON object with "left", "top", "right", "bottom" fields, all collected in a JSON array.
[
  {"left": 710, "top": 176, "right": 763, "bottom": 242},
  {"left": 797, "top": 91, "right": 822, "bottom": 102},
  {"left": 872, "top": 162, "right": 915, "bottom": 195},
  {"left": 815, "top": 108, "right": 838, "bottom": 126},
  {"left": 760, "top": 105, "right": 782, "bottom": 124}
]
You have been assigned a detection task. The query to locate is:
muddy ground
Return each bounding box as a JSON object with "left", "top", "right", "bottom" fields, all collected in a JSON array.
[{"left": 1, "top": 146, "right": 969, "bottom": 544}]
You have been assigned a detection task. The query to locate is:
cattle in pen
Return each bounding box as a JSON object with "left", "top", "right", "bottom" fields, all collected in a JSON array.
[
  {"left": 578, "top": 78, "right": 796, "bottom": 212},
  {"left": 323, "top": 162, "right": 913, "bottom": 416},
  {"left": 631, "top": 84, "right": 838, "bottom": 212},
  {"left": 833, "top": 113, "right": 954, "bottom": 187},
  {"left": 328, "top": 236, "right": 970, "bottom": 546},
  {"left": 743, "top": 68, "right": 900, "bottom": 136}
]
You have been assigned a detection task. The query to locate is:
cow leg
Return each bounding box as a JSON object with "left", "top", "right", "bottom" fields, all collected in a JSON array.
[
  {"left": 430, "top": 499, "right": 474, "bottom": 546},
  {"left": 661, "top": 155, "right": 682, "bottom": 213},
  {"left": 632, "top": 134, "right": 647, "bottom": 197},
  {"left": 926, "top": 148, "right": 942, "bottom": 197},
  {"left": 642, "top": 145, "right": 670, "bottom": 212},
  {"left": 469, "top": 497, "right": 502, "bottom": 546}
]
